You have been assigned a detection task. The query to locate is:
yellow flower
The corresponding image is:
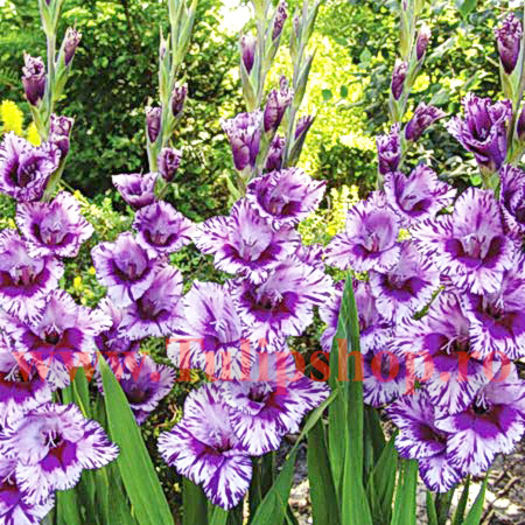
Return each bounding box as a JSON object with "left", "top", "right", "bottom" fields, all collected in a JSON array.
[
  {"left": 73, "top": 275, "right": 83, "bottom": 292},
  {"left": 0, "top": 100, "right": 24, "bottom": 135},
  {"left": 88, "top": 266, "right": 96, "bottom": 276},
  {"left": 26, "top": 122, "right": 41, "bottom": 146}
]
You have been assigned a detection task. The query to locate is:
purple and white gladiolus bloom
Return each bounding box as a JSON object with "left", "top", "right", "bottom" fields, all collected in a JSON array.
[
  {"left": 194, "top": 199, "right": 299, "bottom": 282},
  {"left": 0, "top": 133, "right": 59, "bottom": 202},
  {"left": 447, "top": 94, "right": 511, "bottom": 173},
  {"left": 92, "top": 232, "right": 162, "bottom": 307},
  {"left": 3, "top": 289, "right": 110, "bottom": 388},
  {"left": 16, "top": 191, "right": 94, "bottom": 258},
  {"left": 168, "top": 281, "right": 246, "bottom": 379},
  {"left": 325, "top": 192, "right": 401, "bottom": 272},
  {"left": 413, "top": 188, "right": 515, "bottom": 294},
  {"left": 246, "top": 168, "right": 325, "bottom": 229},
  {"left": 158, "top": 383, "right": 253, "bottom": 510},
  {"left": 0, "top": 230, "right": 63, "bottom": 319},
  {"left": 134, "top": 201, "right": 194, "bottom": 255},
  {"left": 112, "top": 172, "right": 158, "bottom": 210},
  {"left": 384, "top": 165, "right": 455, "bottom": 226},
  {"left": 0, "top": 403, "right": 118, "bottom": 504}
]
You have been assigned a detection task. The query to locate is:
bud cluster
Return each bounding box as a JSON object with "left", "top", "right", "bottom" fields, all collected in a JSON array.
[{"left": 225, "top": 0, "right": 321, "bottom": 195}]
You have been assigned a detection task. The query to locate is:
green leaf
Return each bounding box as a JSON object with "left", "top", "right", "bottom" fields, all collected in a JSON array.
[
  {"left": 56, "top": 489, "right": 82, "bottom": 525},
  {"left": 99, "top": 354, "right": 174, "bottom": 525},
  {"left": 390, "top": 460, "right": 418, "bottom": 525},
  {"left": 321, "top": 89, "right": 333, "bottom": 101},
  {"left": 366, "top": 436, "right": 398, "bottom": 525},
  {"left": 249, "top": 391, "right": 337, "bottom": 525},
  {"left": 426, "top": 492, "right": 438, "bottom": 525},
  {"left": 249, "top": 449, "right": 298, "bottom": 525},
  {"left": 209, "top": 506, "right": 229, "bottom": 525},
  {"left": 184, "top": 478, "right": 208, "bottom": 525},
  {"left": 452, "top": 479, "right": 470, "bottom": 525},
  {"left": 455, "top": 0, "right": 477, "bottom": 18},
  {"left": 339, "top": 276, "right": 373, "bottom": 525},
  {"left": 249, "top": 454, "right": 275, "bottom": 518},
  {"left": 340, "top": 85, "right": 349, "bottom": 98},
  {"left": 308, "top": 420, "right": 341, "bottom": 525},
  {"left": 463, "top": 477, "right": 488, "bottom": 525}
]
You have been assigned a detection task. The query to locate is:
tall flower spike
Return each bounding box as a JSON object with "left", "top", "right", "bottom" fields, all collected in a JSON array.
[
  {"left": 0, "top": 402, "right": 118, "bottom": 505},
  {"left": 158, "top": 383, "right": 253, "bottom": 510},
  {"left": 447, "top": 94, "right": 511, "bottom": 174},
  {"left": 16, "top": 191, "right": 94, "bottom": 258},
  {"left": 495, "top": 12, "right": 523, "bottom": 75}
]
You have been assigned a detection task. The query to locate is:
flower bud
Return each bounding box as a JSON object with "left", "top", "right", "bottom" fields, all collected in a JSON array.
[
  {"left": 171, "top": 84, "right": 187, "bottom": 118},
  {"left": 263, "top": 76, "right": 293, "bottom": 132},
  {"left": 272, "top": 0, "right": 288, "bottom": 41},
  {"left": 495, "top": 13, "right": 523, "bottom": 75},
  {"left": 447, "top": 94, "right": 512, "bottom": 174},
  {"left": 391, "top": 60, "right": 407, "bottom": 101},
  {"left": 63, "top": 27, "right": 82, "bottom": 66},
  {"left": 518, "top": 105, "right": 525, "bottom": 141},
  {"left": 265, "top": 135, "right": 285, "bottom": 171},
  {"left": 416, "top": 24, "right": 431, "bottom": 61},
  {"left": 158, "top": 147, "right": 182, "bottom": 182},
  {"left": 293, "top": 13, "right": 300, "bottom": 37},
  {"left": 49, "top": 114, "right": 74, "bottom": 157},
  {"left": 376, "top": 124, "right": 401, "bottom": 175},
  {"left": 146, "top": 107, "right": 162, "bottom": 143},
  {"left": 294, "top": 115, "right": 314, "bottom": 141},
  {"left": 405, "top": 103, "right": 445, "bottom": 142},
  {"left": 240, "top": 34, "right": 256, "bottom": 74},
  {"left": 222, "top": 111, "right": 263, "bottom": 171},
  {"left": 22, "top": 54, "right": 46, "bottom": 107}
]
